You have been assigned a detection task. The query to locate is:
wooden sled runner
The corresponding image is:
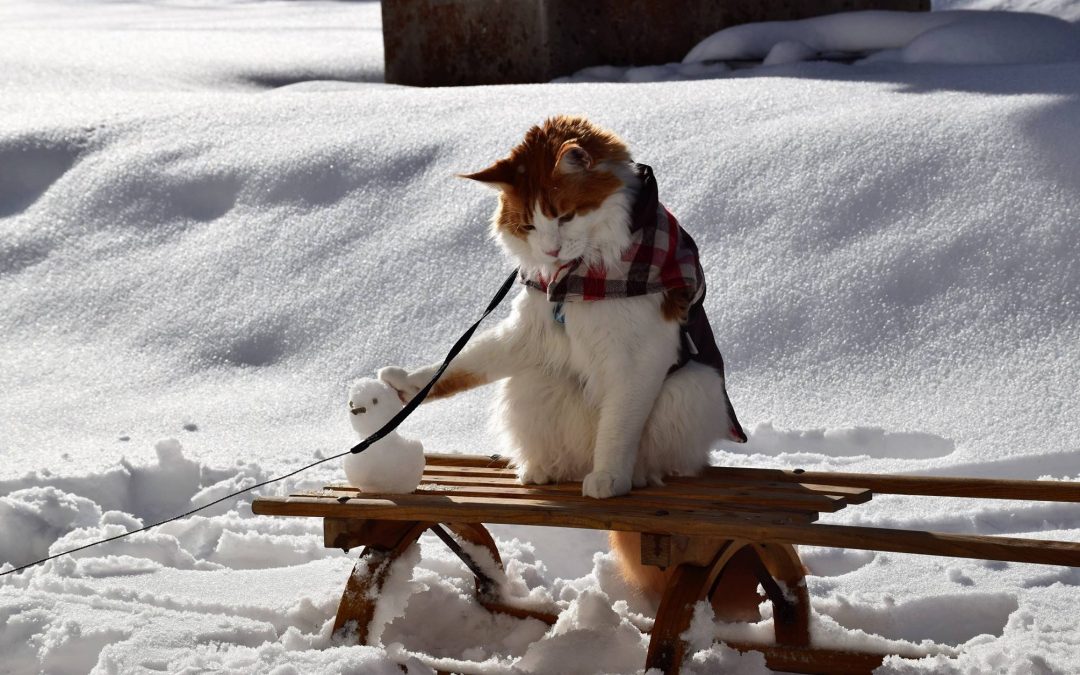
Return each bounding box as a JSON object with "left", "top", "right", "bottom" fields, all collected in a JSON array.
[{"left": 252, "top": 453, "right": 1080, "bottom": 675}]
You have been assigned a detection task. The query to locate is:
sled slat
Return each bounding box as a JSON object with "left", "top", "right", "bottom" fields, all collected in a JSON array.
[
  {"left": 419, "top": 467, "right": 872, "bottom": 503},
  {"left": 422, "top": 466, "right": 518, "bottom": 478},
  {"left": 305, "top": 485, "right": 827, "bottom": 518},
  {"left": 253, "top": 493, "right": 817, "bottom": 531},
  {"left": 349, "top": 480, "right": 852, "bottom": 513},
  {"left": 329, "top": 469, "right": 866, "bottom": 510},
  {"left": 290, "top": 489, "right": 820, "bottom": 524},
  {"left": 424, "top": 452, "right": 510, "bottom": 468},
  {"left": 413, "top": 483, "right": 843, "bottom": 512},
  {"left": 424, "top": 454, "right": 1080, "bottom": 503},
  {"left": 706, "top": 467, "right": 1080, "bottom": 502},
  {"left": 414, "top": 471, "right": 869, "bottom": 506},
  {"left": 252, "top": 493, "right": 1080, "bottom": 565}
]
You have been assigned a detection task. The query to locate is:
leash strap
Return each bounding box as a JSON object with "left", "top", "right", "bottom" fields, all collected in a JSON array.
[{"left": 1, "top": 268, "right": 520, "bottom": 577}]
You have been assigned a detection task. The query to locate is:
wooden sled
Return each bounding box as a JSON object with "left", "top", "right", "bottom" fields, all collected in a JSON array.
[{"left": 252, "top": 453, "right": 1080, "bottom": 674}]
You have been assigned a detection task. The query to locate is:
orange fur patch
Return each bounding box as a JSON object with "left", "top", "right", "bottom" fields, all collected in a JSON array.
[
  {"left": 661, "top": 287, "right": 691, "bottom": 323},
  {"left": 609, "top": 531, "right": 771, "bottom": 621},
  {"left": 609, "top": 531, "right": 670, "bottom": 600},
  {"left": 461, "top": 116, "right": 632, "bottom": 237},
  {"left": 429, "top": 370, "right": 486, "bottom": 400}
]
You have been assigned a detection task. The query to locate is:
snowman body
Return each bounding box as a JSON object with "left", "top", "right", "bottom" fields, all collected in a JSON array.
[{"left": 344, "top": 378, "right": 425, "bottom": 494}]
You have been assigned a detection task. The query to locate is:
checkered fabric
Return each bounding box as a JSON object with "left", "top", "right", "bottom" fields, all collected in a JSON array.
[
  {"left": 521, "top": 165, "right": 703, "bottom": 303},
  {"left": 521, "top": 163, "right": 747, "bottom": 443}
]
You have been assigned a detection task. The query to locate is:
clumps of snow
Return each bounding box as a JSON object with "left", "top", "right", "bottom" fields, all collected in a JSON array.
[
  {"left": 684, "top": 10, "right": 1080, "bottom": 67},
  {"left": 0, "top": 487, "right": 101, "bottom": 573},
  {"left": 816, "top": 592, "right": 1018, "bottom": 646},
  {"left": 380, "top": 536, "right": 554, "bottom": 662},
  {"left": 800, "top": 547, "right": 878, "bottom": 578},
  {"left": 681, "top": 603, "right": 772, "bottom": 675},
  {"left": 874, "top": 11, "right": 1080, "bottom": 65},
  {"left": 874, "top": 609, "right": 1057, "bottom": 674},
  {"left": 762, "top": 40, "right": 821, "bottom": 66},
  {"left": 684, "top": 11, "right": 961, "bottom": 62},
  {"left": 554, "top": 550, "right": 659, "bottom": 624},
  {"left": 150, "top": 643, "right": 416, "bottom": 675},
  {"left": 0, "top": 438, "right": 266, "bottom": 527},
  {"left": 843, "top": 496, "right": 1080, "bottom": 536},
  {"left": 72, "top": 555, "right": 162, "bottom": 579},
  {"left": 205, "top": 529, "right": 337, "bottom": 570},
  {"left": 934, "top": 0, "right": 1080, "bottom": 22},
  {"left": 51, "top": 517, "right": 210, "bottom": 572},
  {"left": 0, "top": 438, "right": 278, "bottom": 573},
  {"left": 683, "top": 646, "right": 773, "bottom": 675},
  {"left": 515, "top": 590, "right": 647, "bottom": 675},
  {"left": 342, "top": 543, "right": 420, "bottom": 647}
]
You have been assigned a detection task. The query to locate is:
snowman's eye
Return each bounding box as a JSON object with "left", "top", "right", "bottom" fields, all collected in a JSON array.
[{"left": 372, "top": 398, "right": 378, "bottom": 405}]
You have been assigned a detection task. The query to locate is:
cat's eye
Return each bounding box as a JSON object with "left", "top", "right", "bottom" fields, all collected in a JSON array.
[
  {"left": 558, "top": 214, "right": 574, "bottom": 226},
  {"left": 523, "top": 224, "right": 536, "bottom": 231}
]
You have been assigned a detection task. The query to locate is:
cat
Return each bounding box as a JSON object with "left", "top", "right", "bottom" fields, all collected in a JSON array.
[{"left": 378, "top": 115, "right": 746, "bottom": 598}]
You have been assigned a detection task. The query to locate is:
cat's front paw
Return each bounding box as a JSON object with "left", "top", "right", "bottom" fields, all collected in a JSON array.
[
  {"left": 518, "top": 464, "right": 552, "bottom": 486},
  {"left": 378, "top": 366, "right": 422, "bottom": 403},
  {"left": 582, "top": 471, "right": 631, "bottom": 499}
]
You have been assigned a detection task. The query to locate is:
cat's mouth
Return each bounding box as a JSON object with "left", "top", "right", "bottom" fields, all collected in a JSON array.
[
  {"left": 547, "top": 249, "right": 584, "bottom": 265},
  {"left": 556, "top": 242, "right": 586, "bottom": 263}
]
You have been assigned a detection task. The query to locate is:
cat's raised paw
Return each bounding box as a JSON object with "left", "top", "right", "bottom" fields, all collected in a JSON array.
[
  {"left": 377, "top": 366, "right": 420, "bottom": 403},
  {"left": 582, "top": 471, "right": 631, "bottom": 499}
]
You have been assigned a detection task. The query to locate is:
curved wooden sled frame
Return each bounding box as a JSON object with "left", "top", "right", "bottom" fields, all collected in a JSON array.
[
  {"left": 253, "top": 455, "right": 1080, "bottom": 674},
  {"left": 328, "top": 521, "right": 828, "bottom": 674},
  {"left": 329, "top": 520, "right": 559, "bottom": 642}
]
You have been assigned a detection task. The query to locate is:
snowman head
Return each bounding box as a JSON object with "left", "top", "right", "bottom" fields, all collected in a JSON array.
[{"left": 347, "top": 378, "right": 402, "bottom": 436}]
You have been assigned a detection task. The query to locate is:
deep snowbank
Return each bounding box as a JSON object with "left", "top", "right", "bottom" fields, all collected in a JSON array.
[
  {"left": 2, "top": 0, "right": 1080, "bottom": 673},
  {"left": 683, "top": 10, "right": 1080, "bottom": 66},
  {"left": 5, "top": 61, "right": 1080, "bottom": 480}
]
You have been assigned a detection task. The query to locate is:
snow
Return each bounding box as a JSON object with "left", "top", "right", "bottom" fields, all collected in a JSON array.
[
  {"left": 2, "top": 0, "right": 1080, "bottom": 673},
  {"left": 683, "top": 10, "right": 1080, "bottom": 66}
]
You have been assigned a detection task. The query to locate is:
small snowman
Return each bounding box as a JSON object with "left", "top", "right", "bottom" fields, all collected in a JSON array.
[{"left": 344, "top": 378, "right": 425, "bottom": 494}]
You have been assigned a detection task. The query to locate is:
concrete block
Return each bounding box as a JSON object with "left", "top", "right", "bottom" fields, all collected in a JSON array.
[{"left": 381, "top": 0, "right": 931, "bottom": 86}]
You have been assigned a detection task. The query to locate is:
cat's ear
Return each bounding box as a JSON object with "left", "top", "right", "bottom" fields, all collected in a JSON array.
[
  {"left": 459, "top": 159, "right": 517, "bottom": 190},
  {"left": 555, "top": 142, "right": 593, "bottom": 174}
]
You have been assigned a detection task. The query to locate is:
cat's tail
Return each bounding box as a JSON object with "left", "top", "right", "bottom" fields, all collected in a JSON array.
[{"left": 608, "top": 531, "right": 766, "bottom": 621}]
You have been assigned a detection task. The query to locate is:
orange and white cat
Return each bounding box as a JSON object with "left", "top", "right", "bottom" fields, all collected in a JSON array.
[{"left": 378, "top": 115, "right": 745, "bottom": 597}]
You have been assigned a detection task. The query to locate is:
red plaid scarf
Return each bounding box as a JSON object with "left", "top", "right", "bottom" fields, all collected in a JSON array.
[
  {"left": 522, "top": 168, "right": 701, "bottom": 303},
  {"left": 521, "top": 163, "right": 747, "bottom": 443}
]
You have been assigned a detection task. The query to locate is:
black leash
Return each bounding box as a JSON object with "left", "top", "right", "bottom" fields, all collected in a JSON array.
[{"left": 0, "top": 268, "right": 520, "bottom": 578}]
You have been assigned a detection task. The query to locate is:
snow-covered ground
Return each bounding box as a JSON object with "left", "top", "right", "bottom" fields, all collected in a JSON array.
[{"left": 2, "top": 0, "right": 1080, "bottom": 672}]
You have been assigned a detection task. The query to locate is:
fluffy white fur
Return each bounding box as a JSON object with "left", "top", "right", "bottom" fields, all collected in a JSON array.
[{"left": 380, "top": 162, "right": 736, "bottom": 498}]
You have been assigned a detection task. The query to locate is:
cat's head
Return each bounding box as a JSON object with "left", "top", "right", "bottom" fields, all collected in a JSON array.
[{"left": 461, "top": 116, "right": 639, "bottom": 276}]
